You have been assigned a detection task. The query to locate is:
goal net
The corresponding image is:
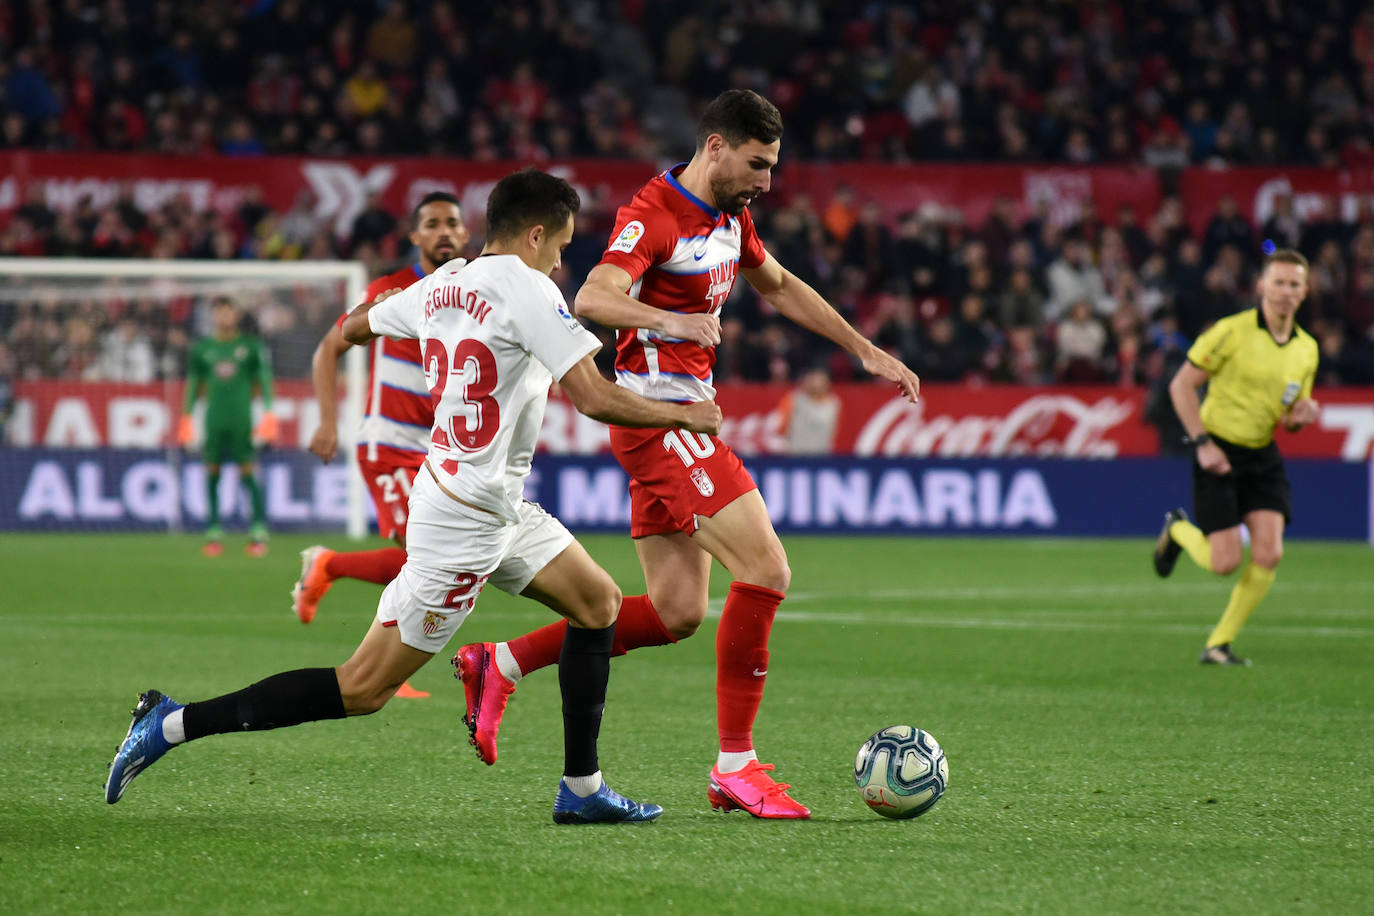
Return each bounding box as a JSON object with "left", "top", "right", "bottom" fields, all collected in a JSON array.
[{"left": 0, "top": 257, "right": 372, "bottom": 538}]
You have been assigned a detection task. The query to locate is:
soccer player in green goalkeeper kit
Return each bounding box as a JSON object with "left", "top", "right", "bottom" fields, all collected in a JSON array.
[{"left": 179, "top": 295, "right": 277, "bottom": 557}]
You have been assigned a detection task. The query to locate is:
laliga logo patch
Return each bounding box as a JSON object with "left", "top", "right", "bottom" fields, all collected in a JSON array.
[
  {"left": 690, "top": 466, "right": 715, "bottom": 497},
  {"left": 554, "top": 297, "right": 582, "bottom": 332},
  {"left": 422, "top": 610, "right": 448, "bottom": 637},
  {"left": 609, "top": 220, "right": 645, "bottom": 254}
]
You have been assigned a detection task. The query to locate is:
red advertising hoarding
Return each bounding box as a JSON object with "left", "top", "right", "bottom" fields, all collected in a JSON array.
[
  {"left": 0, "top": 151, "right": 660, "bottom": 239},
  {"left": 9, "top": 381, "right": 1373, "bottom": 460},
  {"left": 0, "top": 153, "right": 1165, "bottom": 239},
  {"left": 8, "top": 152, "right": 1374, "bottom": 244}
]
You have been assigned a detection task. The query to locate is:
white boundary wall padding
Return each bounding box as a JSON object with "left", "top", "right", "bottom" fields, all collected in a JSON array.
[{"left": 0, "top": 258, "right": 371, "bottom": 539}]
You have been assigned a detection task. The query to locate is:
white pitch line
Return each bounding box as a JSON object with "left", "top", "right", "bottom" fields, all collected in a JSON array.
[
  {"left": 778, "top": 581, "right": 1374, "bottom": 603},
  {"left": 697, "top": 602, "right": 1372, "bottom": 638},
  {"left": 781, "top": 609, "right": 1372, "bottom": 638}
]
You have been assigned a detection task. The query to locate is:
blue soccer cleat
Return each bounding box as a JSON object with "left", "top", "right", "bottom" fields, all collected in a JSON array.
[
  {"left": 552, "top": 779, "right": 664, "bottom": 825},
  {"left": 105, "top": 689, "right": 182, "bottom": 804}
]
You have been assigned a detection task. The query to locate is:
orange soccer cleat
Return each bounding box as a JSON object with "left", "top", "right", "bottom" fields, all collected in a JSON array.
[
  {"left": 708, "top": 761, "right": 811, "bottom": 819},
  {"left": 394, "top": 681, "right": 431, "bottom": 699},
  {"left": 290, "top": 545, "right": 336, "bottom": 624}
]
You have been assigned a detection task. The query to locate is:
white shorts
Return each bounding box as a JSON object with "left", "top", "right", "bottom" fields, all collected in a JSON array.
[{"left": 375, "top": 469, "right": 575, "bottom": 652}]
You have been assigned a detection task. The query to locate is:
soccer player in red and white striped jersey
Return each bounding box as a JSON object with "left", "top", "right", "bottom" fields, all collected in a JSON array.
[
  {"left": 294, "top": 193, "right": 468, "bottom": 701},
  {"left": 454, "top": 91, "right": 920, "bottom": 817}
]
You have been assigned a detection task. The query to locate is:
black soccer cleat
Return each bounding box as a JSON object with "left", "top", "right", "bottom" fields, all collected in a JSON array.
[
  {"left": 1199, "top": 643, "right": 1251, "bottom": 666},
  {"left": 1152, "top": 507, "right": 1189, "bottom": 578}
]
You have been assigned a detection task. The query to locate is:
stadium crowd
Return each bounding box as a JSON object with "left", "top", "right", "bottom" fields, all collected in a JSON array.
[
  {"left": 2, "top": 0, "right": 1374, "bottom": 396},
  {"left": 4, "top": 1, "right": 1374, "bottom": 166}
]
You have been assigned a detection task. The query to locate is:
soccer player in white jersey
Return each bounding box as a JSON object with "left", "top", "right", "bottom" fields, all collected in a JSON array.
[
  {"left": 455, "top": 90, "right": 921, "bottom": 819},
  {"left": 105, "top": 169, "right": 722, "bottom": 824},
  {"left": 293, "top": 191, "right": 469, "bottom": 700}
]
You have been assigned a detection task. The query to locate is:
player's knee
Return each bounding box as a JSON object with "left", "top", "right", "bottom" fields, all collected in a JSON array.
[
  {"left": 1211, "top": 555, "right": 1242, "bottom": 575},
  {"left": 1251, "top": 544, "right": 1283, "bottom": 569},
  {"left": 653, "top": 596, "right": 708, "bottom": 640},
  {"left": 751, "top": 548, "right": 791, "bottom": 593},
  {"left": 570, "top": 579, "right": 621, "bottom": 630}
]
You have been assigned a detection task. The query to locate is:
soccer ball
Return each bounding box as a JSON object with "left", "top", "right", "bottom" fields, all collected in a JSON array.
[{"left": 854, "top": 725, "right": 948, "bottom": 819}]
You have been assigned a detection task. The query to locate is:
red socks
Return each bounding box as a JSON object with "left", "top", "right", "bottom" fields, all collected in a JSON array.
[
  {"left": 505, "top": 581, "right": 786, "bottom": 755},
  {"left": 508, "top": 594, "right": 674, "bottom": 675},
  {"left": 324, "top": 547, "right": 407, "bottom": 585},
  {"left": 716, "top": 581, "right": 784, "bottom": 753}
]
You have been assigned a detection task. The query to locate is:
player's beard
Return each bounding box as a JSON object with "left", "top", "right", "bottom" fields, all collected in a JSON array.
[
  {"left": 710, "top": 177, "right": 753, "bottom": 216},
  {"left": 429, "top": 242, "right": 457, "bottom": 264}
]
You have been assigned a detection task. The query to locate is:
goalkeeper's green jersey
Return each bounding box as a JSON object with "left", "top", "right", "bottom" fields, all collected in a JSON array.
[{"left": 185, "top": 334, "right": 274, "bottom": 428}]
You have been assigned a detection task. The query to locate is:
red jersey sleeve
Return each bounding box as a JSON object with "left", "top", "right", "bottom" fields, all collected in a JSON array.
[
  {"left": 737, "top": 206, "right": 767, "bottom": 270},
  {"left": 598, "top": 204, "right": 678, "bottom": 282}
]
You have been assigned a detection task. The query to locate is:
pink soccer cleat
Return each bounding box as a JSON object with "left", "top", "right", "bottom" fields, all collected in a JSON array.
[
  {"left": 708, "top": 761, "right": 811, "bottom": 819},
  {"left": 452, "top": 642, "right": 516, "bottom": 765},
  {"left": 290, "top": 545, "right": 336, "bottom": 624}
]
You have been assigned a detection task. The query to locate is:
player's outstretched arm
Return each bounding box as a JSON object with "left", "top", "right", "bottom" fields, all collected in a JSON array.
[
  {"left": 574, "top": 264, "right": 721, "bottom": 347},
  {"left": 559, "top": 355, "right": 722, "bottom": 435},
  {"left": 340, "top": 303, "right": 378, "bottom": 345},
  {"left": 741, "top": 254, "right": 919, "bottom": 403},
  {"left": 308, "top": 323, "right": 352, "bottom": 462},
  {"left": 341, "top": 287, "right": 406, "bottom": 346}
]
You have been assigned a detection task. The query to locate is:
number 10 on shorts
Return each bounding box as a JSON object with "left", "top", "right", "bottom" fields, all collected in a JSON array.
[{"left": 662, "top": 429, "right": 716, "bottom": 467}]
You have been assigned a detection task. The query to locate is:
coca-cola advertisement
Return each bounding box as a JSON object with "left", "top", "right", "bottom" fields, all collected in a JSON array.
[
  {"left": 1178, "top": 166, "right": 1374, "bottom": 239},
  {"left": 9, "top": 380, "right": 1374, "bottom": 460}
]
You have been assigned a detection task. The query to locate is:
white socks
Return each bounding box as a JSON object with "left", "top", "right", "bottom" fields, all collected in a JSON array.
[
  {"left": 715, "top": 750, "right": 757, "bottom": 773},
  {"left": 562, "top": 770, "right": 603, "bottom": 797},
  {"left": 494, "top": 642, "right": 523, "bottom": 684},
  {"left": 161, "top": 707, "right": 186, "bottom": 745}
]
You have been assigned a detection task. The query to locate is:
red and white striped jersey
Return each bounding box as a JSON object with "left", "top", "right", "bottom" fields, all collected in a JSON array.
[
  {"left": 599, "top": 164, "right": 767, "bottom": 403},
  {"left": 342, "top": 263, "right": 431, "bottom": 464}
]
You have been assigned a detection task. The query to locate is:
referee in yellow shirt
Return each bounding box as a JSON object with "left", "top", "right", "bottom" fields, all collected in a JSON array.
[{"left": 1152, "top": 249, "right": 1320, "bottom": 665}]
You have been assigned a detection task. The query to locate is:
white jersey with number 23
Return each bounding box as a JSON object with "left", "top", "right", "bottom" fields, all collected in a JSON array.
[{"left": 367, "top": 254, "right": 599, "bottom": 522}]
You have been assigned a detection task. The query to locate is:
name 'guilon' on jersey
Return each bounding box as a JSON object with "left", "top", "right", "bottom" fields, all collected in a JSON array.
[{"left": 599, "top": 164, "right": 767, "bottom": 404}]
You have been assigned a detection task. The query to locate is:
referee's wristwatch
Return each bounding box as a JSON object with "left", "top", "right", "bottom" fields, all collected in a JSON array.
[{"left": 1188, "top": 432, "right": 1213, "bottom": 449}]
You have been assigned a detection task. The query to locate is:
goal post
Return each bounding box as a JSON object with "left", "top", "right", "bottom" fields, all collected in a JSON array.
[{"left": 0, "top": 257, "right": 372, "bottom": 539}]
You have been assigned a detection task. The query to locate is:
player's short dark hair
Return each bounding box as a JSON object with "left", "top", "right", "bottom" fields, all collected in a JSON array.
[
  {"left": 696, "top": 89, "right": 783, "bottom": 150},
  {"left": 484, "top": 168, "right": 580, "bottom": 242},
  {"left": 1263, "top": 248, "right": 1310, "bottom": 273},
  {"left": 412, "top": 191, "right": 461, "bottom": 229},
  {"left": 210, "top": 295, "right": 237, "bottom": 309}
]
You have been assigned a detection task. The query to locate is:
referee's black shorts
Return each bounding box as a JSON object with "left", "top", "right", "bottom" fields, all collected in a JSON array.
[{"left": 1192, "top": 434, "right": 1292, "bottom": 534}]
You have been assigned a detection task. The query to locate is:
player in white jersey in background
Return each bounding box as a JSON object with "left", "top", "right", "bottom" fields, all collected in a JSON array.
[{"left": 105, "top": 168, "right": 722, "bottom": 824}]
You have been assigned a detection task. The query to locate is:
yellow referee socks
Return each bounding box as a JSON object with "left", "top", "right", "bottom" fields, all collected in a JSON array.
[
  {"left": 1169, "top": 519, "right": 1212, "bottom": 571},
  {"left": 1206, "top": 563, "right": 1277, "bottom": 648}
]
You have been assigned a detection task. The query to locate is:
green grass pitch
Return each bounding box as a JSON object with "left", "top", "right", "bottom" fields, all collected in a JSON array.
[{"left": 1, "top": 532, "right": 1371, "bottom": 914}]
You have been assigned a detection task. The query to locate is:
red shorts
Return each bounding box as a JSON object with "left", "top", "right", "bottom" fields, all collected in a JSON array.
[
  {"left": 358, "top": 449, "right": 425, "bottom": 540},
  {"left": 609, "top": 425, "right": 758, "bottom": 538}
]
